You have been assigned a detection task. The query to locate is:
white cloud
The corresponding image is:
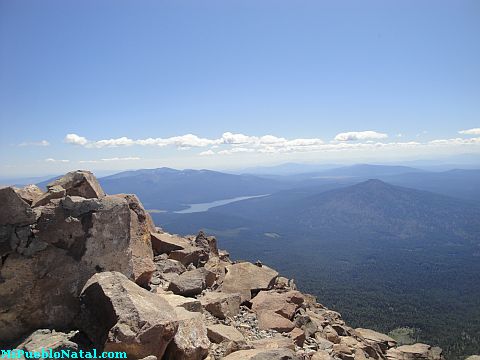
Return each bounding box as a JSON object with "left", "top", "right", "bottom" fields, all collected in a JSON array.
[
  {"left": 101, "top": 157, "right": 141, "bottom": 161},
  {"left": 164, "top": 134, "right": 221, "bottom": 147},
  {"left": 221, "top": 132, "right": 255, "bottom": 144},
  {"left": 19, "top": 140, "right": 50, "bottom": 147},
  {"left": 334, "top": 131, "right": 388, "bottom": 142},
  {"left": 64, "top": 132, "right": 326, "bottom": 150},
  {"left": 218, "top": 147, "right": 256, "bottom": 155},
  {"left": 429, "top": 137, "right": 480, "bottom": 145},
  {"left": 79, "top": 157, "right": 141, "bottom": 163},
  {"left": 65, "top": 133, "right": 88, "bottom": 145},
  {"left": 74, "top": 134, "right": 222, "bottom": 148},
  {"left": 63, "top": 130, "right": 480, "bottom": 158},
  {"left": 45, "top": 158, "right": 69, "bottom": 163},
  {"left": 459, "top": 128, "right": 480, "bottom": 135},
  {"left": 92, "top": 137, "right": 134, "bottom": 147}
]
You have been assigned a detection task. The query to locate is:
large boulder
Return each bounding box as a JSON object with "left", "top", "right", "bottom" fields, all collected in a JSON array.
[
  {"left": 77, "top": 272, "right": 178, "bottom": 359},
  {"left": 221, "top": 262, "right": 278, "bottom": 302},
  {"left": 0, "top": 172, "right": 156, "bottom": 344},
  {"left": 164, "top": 307, "right": 210, "bottom": 360},
  {"left": 47, "top": 170, "right": 105, "bottom": 199}
]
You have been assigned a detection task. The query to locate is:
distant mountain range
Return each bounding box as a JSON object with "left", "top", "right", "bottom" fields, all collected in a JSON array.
[
  {"left": 29, "top": 164, "right": 480, "bottom": 210},
  {"left": 98, "top": 167, "right": 289, "bottom": 211}
]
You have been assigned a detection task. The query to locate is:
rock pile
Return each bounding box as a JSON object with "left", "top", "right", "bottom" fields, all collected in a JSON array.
[{"left": 0, "top": 171, "right": 451, "bottom": 360}]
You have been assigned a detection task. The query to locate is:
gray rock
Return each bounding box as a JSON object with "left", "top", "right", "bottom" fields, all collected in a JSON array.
[
  {"left": 61, "top": 196, "right": 102, "bottom": 217},
  {"left": 194, "top": 230, "right": 219, "bottom": 256},
  {"left": 168, "top": 267, "right": 216, "bottom": 297},
  {"left": 0, "top": 187, "right": 36, "bottom": 226},
  {"left": 155, "top": 258, "right": 187, "bottom": 275}
]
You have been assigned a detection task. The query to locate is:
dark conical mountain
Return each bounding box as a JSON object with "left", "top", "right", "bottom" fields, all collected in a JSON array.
[
  {"left": 152, "top": 179, "right": 480, "bottom": 359},
  {"left": 203, "top": 179, "right": 480, "bottom": 246}
]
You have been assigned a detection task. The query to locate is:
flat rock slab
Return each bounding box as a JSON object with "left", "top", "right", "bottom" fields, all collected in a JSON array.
[
  {"left": 207, "top": 324, "right": 245, "bottom": 344},
  {"left": 249, "top": 335, "right": 295, "bottom": 351},
  {"left": 151, "top": 232, "right": 190, "bottom": 254},
  {"left": 199, "top": 291, "right": 241, "bottom": 320},
  {"left": 158, "top": 293, "right": 203, "bottom": 313},
  {"left": 221, "top": 262, "right": 278, "bottom": 302},
  {"left": 355, "top": 328, "right": 396, "bottom": 349}
]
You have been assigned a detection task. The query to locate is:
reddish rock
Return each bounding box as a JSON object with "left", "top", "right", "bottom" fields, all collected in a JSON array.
[
  {"left": 257, "top": 311, "right": 296, "bottom": 332},
  {"left": 199, "top": 291, "right": 241, "bottom": 319},
  {"left": 288, "top": 327, "right": 306, "bottom": 346},
  {"left": 221, "top": 262, "right": 278, "bottom": 302},
  {"left": 78, "top": 272, "right": 178, "bottom": 359}
]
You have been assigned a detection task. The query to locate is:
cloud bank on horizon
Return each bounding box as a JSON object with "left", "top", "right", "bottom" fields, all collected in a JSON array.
[
  {"left": 2, "top": 127, "right": 479, "bottom": 177},
  {"left": 60, "top": 129, "right": 480, "bottom": 158}
]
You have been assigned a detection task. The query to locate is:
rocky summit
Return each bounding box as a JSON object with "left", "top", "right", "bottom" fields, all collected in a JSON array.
[{"left": 0, "top": 171, "right": 470, "bottom": 360}]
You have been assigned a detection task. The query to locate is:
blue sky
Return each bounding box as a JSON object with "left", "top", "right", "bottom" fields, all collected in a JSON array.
[{"left": 1, "top": 0, "right": 479, "bottom": 177}]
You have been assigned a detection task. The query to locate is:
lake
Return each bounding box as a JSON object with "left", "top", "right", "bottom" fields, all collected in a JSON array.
[{"left": 174, "top": 194, "right": 269, "bottom": 214}]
